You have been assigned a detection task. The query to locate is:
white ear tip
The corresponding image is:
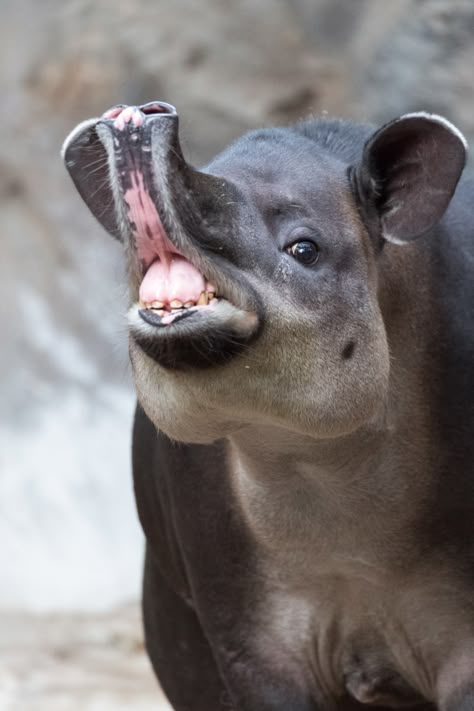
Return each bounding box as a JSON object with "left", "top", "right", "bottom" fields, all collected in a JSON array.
[{"left": 398, "top": 112, "right": 468, "bottom": 151}]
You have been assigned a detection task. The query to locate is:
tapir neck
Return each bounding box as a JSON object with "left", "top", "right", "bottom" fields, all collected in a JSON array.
[
  {"left": 228, "top": 245, "right": 439, "bottom": 570},
  {"left": 229, "top": 416, "right": 434, "bottom": 574}
]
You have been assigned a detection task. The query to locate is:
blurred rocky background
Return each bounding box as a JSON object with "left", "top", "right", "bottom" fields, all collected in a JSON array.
[{"left": 2, "top": 0, "right": 473, "bottom": 708}]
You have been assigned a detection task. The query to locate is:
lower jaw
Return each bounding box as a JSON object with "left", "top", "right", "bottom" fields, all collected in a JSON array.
[
  {"left": 129, "top": 301, "right": 260, "bottom": 370},
  {"left": 131, "top": 326, "right": 250, "bottom": 370}
]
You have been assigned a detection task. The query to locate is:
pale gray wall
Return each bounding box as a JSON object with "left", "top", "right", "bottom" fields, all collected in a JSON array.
[{"left": 1, "top": 0, "right": 472, "bottom": 609}]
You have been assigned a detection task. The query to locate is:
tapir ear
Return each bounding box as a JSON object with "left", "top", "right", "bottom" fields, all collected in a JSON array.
[{"left": 355, "top": 113, "right": 467, "bottom": 244}]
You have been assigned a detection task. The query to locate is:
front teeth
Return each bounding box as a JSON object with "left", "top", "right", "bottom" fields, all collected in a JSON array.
[{"left": 140, "top": 289, "right": 217, "bottom": 312}]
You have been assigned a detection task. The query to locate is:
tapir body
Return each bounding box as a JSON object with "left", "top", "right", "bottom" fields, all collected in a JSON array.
[{"left": 63, "top": 103, "right": 474, "bottom": 711}]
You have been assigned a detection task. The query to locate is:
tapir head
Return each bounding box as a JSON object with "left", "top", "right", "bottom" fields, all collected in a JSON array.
[{"left": 63, "top": 103, "right": 466, "bottom": 443}]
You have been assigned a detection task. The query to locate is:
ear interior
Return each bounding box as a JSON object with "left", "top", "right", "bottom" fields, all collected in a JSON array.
[{"left": 356, "top": 113, "right": 467, "bottom": 244}]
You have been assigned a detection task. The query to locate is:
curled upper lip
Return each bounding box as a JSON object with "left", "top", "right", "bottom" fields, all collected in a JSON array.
[{"left": 63, "top": 102, "right": 260, "bottom": 315}]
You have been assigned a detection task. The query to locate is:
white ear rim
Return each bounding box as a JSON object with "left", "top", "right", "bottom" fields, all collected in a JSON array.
[
  {"left": 383, "top": 231, "right": 411, "bottom": 246},
  {"left": 61, "top": 117, "right": 101, "bottom": 160},
  {"left": 382, "top": 205, "right": 406, "bottom": 245},
  {"left": 380, "top": 112, "right": 467, "bottom": 246},
  {"left": 398, "top": 112, "right": 468, "bottom": 151}
]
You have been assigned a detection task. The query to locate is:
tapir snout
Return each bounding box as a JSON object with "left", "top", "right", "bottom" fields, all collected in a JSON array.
[
  {"left": 63, "top": 104, "right": 474, "bottom": 711},
  {"left": 64, "top": 102, "right": 261, "bottom": 369}
]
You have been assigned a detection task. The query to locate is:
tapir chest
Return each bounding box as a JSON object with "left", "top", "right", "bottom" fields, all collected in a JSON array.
[
  {"left": 226, "top": 449, "right": 474, "bottom": 706},
  {"left": 143, "top": 428, "right": 474, "bottom": 709},
  {"left": 251, "top": 559, "right": 468, "bottom": 707}
]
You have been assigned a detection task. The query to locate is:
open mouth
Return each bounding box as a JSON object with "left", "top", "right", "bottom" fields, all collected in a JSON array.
[
  {"left": 129, "top": 225, "right": 260, "bottom": 369},
  {"left": 127, "top": 168, "right": 220, "bottom": 326},
  {"left": 127, "top": 188, "right": 259, "bottom": 368},
  {"left": 132, "top": 207, "right": 237, "bottom": 334},
  {"left": 63, "top": 101, "right": 261, "bottom": 369}
]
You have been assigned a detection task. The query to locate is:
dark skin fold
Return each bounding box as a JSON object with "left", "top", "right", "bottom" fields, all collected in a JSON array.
[{"left": 63, "top": 105, "right": 474, "bottom": 711}]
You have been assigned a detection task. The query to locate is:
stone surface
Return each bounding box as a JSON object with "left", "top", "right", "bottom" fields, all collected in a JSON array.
[
  {"left": 354, "top": 0, "right": 474, "bottom": 137},
  {"left": 0, "top": 605, "right": 171, "bottom": 710}
]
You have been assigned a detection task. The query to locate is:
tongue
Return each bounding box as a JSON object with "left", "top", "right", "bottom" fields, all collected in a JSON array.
[
  {"left": 121, "top": 167, "right": 209, "bottom": 306},
  {"left": 139, "top": 256, "right": 206, "bottom": 305}
]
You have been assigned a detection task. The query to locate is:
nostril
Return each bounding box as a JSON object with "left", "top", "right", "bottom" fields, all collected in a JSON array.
[
  {"left": 102, "top": 105, "right": 127, "bottom": 119},
  {"left": 139, "top": 101, "right": 177, "bottom": 116},
  {"left": 100, "top": 101, "right": 178, "bottom": 133}
]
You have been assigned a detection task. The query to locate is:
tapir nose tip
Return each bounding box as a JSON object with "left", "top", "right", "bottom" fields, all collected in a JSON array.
[
  {"left": 101, "top": 101, "right": 177, "bottom": 132},
  {"left": 139, "top": 101, "right": 177, "bottom": 116},
  {"left": 62, "top": 99, "right": 185, "bottom": 244}
]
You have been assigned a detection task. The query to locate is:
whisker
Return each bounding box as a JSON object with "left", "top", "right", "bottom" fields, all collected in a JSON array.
[
  {"left": 95, "top": 195, "right": 117, "bottom": 220},
  {"left": 83, "top": 161, "right": 110, "bottom": 177},
  {"left": 84, "top": 175, "right": 113, "bottom": 203},
  {"left": 79, "top": 155, "right": 110, "bottom": 171}
]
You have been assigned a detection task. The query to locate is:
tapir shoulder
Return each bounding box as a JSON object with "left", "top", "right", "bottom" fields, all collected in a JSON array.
[
  {"left": 132, "top": 404, "right": 255, "bottom": 603},
  {"left": 132, "top": 404, "right": 192, "bottom": 600},
  {"left": 432, "top": 171, "right": 474, "bottom": 318}
]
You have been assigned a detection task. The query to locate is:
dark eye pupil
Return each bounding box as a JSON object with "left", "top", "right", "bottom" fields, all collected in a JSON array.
[{"left": 290, "top": 240, "right": 319, "bottom": 265}]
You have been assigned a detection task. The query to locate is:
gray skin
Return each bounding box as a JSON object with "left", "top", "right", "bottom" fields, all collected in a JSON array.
[{"left": 63, "top": 105, "right": 474, "bottom": 711}]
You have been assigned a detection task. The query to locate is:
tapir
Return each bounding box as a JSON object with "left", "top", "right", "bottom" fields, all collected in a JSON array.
[{"left": 62, "top": 102, "right": 474, "bottom": 711}]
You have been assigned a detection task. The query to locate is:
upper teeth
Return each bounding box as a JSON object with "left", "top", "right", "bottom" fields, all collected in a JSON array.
[{"left": 140, "top": 289, "right": 217, "bottom": 311}]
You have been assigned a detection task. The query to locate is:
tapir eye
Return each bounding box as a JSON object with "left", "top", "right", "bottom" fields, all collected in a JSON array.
[{"left": 287, "top": 240, "right": 320, "bottom": 266}]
